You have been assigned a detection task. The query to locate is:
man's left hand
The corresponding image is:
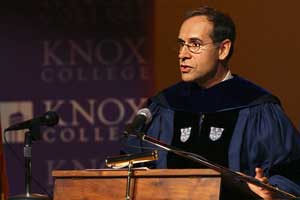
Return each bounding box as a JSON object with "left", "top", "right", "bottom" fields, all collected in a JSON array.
[{"left": 247, "top": 167, "right": 274, "bottom": 200}]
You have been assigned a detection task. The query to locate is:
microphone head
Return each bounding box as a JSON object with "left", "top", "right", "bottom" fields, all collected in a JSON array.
[
  {"left": 4, "top": 111, "right": 60, "bottom": 132},
  {"left": 137, "top": 108, "right": 152, "bottom": 124},
  {"left": 42, "top": 111, "right": 60, "bottom": 127},
  {"left": 123, "top": 108, "right": 152, "bottom": 137}
]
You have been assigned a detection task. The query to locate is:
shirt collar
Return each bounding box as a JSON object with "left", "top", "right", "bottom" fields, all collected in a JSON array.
[{"left": 222, "top": 70, "right": 233, "bottom": 82}]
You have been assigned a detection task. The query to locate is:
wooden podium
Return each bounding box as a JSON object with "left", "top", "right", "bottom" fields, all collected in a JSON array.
[{"left": 52, "top": 169, "right": 221, "bottom": 200}]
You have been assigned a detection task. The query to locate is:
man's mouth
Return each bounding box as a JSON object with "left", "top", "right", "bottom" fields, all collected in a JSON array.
[{"left": 180, "top": 65, "right": 192, "bottom": 73}]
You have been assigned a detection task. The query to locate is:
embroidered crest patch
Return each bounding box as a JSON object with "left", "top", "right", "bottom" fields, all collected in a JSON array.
[
  {"left": 180, "top": 127, "right": 192, "bottom": 142},
  {"left": 209, "top": 127, "right": 224, "bottom": 141}
]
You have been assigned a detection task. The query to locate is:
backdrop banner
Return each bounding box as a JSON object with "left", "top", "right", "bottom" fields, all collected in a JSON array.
[{"left": 0, "top": 0, "right": 154, "bottom": 196}]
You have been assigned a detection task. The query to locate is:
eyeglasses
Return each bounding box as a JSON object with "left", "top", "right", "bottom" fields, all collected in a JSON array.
[{"left": 177, "top": 40, "right": 218, "bottom": 54}]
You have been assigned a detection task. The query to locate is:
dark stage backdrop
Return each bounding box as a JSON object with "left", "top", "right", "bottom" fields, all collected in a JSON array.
[{"left": 0, "top": 0, "right": 154, "bottom": 196}]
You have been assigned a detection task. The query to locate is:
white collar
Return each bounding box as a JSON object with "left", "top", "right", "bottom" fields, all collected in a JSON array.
[{"left": 222, "top": 70, "right": 233, "bottom": 82}]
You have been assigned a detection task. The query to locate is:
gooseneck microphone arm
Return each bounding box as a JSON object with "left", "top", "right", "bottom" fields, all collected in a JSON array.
[{"left": 133, "top": 133, "right": 296, "bottom": 199}]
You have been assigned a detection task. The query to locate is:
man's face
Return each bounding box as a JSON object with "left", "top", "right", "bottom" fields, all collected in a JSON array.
[{"left": 178, "top": 16, "right": 224, "bottom": 87}]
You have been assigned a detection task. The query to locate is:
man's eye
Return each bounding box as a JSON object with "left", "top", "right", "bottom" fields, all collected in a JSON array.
[{"left": 190, "top": 42, "right": 201, "bottom": 47}]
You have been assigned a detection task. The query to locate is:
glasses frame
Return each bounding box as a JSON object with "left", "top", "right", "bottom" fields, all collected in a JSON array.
[{"left": 177, "top": 40, "right": 220, "bottom": 54}]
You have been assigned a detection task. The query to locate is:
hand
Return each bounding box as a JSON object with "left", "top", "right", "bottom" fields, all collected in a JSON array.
[{"left": 247, "top": 167, "right": 274, "bottom": 200}]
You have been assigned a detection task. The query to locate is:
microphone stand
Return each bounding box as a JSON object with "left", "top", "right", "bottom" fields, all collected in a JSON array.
[
  {"left": 133, "top": 133, "right": 297, "bottom": 199},
  {"left": 125, "top": 161, "right": 133, "bottom": 200},
  {"left": 9, "top": 126, "right": 49, "bottom": 200},
  {"left": 106, "top": 150, "right": 159, "bottom": 200}
]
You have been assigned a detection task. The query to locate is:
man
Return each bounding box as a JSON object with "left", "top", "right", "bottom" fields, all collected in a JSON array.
[{"left": 125, "top": 6, "right": 300, "bottom": 199}]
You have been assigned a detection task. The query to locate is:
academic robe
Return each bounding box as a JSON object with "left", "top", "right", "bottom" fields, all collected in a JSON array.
[{"left": 124, "top": 75, "right": 300, "bottom": 197}]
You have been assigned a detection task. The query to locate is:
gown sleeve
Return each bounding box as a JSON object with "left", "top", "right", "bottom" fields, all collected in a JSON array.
[{"left": 242, "top": 103, "right": 300, "bottom": 196}]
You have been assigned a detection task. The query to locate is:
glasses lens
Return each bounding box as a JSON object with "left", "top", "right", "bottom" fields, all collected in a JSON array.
[{"left": 188, "top": 42, "right": 202, "bottom": 53}]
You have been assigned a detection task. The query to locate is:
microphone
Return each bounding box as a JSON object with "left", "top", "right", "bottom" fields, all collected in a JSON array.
[
  {"left": 5, "top": 111, "right": 59, "bottom": 132},
  {"left": 124, "top": 108, "right": 152, "bottom": 136}
]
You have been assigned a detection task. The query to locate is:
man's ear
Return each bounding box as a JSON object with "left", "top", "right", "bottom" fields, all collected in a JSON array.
[{"left": 218, "top": 39, "right": 231, "bottom": 61}]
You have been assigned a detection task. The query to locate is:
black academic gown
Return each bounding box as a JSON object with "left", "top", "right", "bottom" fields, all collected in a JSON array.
[{"left": 125, "top": 75, "right": 300, "bottom": 198}]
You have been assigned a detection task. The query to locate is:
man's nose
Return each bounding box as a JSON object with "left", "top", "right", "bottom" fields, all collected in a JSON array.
[{"left": 178, "top": 45, "right": 191, "bottom": 60}]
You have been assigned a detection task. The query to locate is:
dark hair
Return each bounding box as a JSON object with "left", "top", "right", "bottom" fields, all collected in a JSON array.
[{"left": 184, "top": 6, "right": 236, "bottom": 61}]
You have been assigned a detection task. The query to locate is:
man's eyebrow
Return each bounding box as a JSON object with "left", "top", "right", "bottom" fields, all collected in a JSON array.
[
  {"left": 177, "top": 38, "right": 204, "bottom": 43},
  {"left": 189, "top": 37, "right": 203, "bottom": 43},
  {"left": 177, "top": 38, "right": 185, "bottom": 43}
]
